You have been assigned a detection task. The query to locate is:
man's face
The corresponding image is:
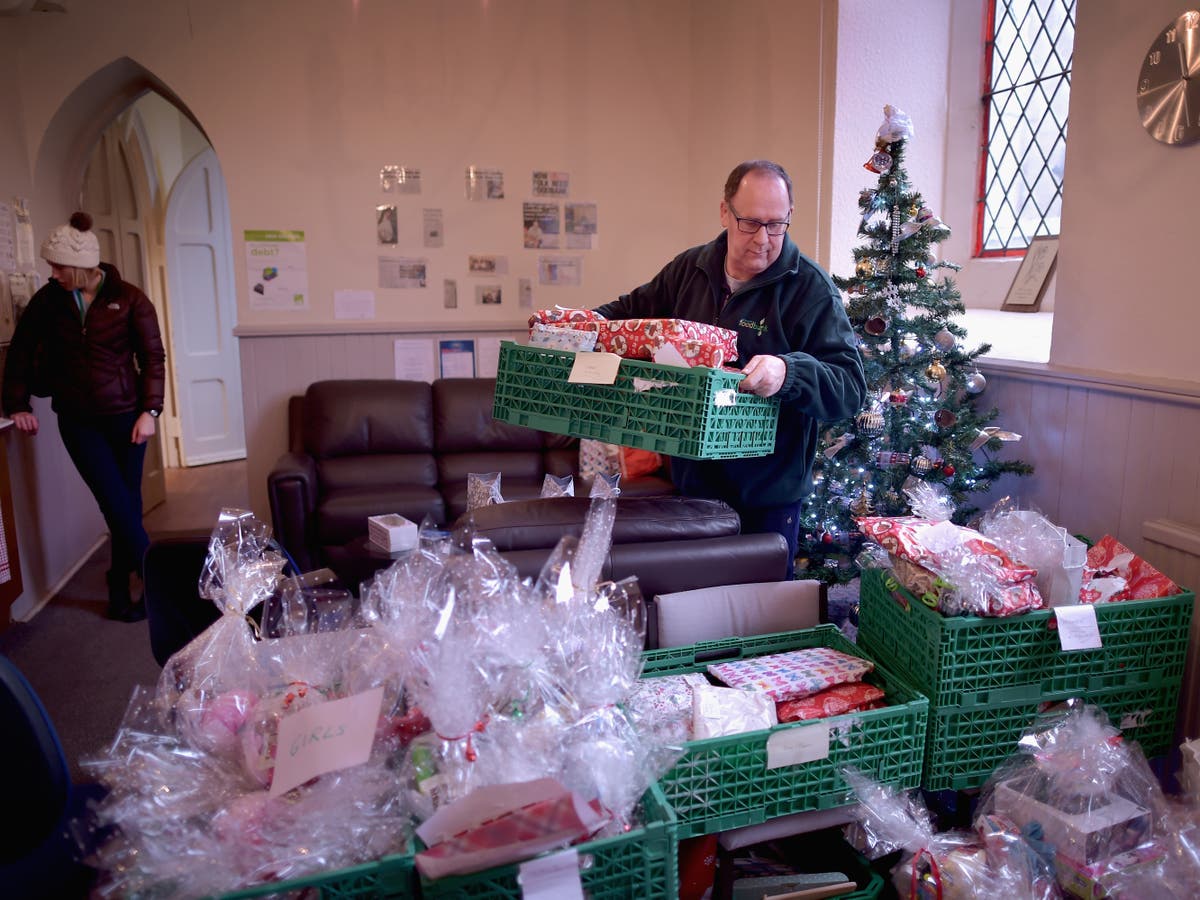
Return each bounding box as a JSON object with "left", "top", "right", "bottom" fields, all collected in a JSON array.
[{"left": 719, "top": 171, "right": 792, "bottom": 281}]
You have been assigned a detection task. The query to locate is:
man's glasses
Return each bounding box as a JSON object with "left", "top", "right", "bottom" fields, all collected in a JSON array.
[{"left": 727, "top": 202, "right": 790, "bottom": 236}]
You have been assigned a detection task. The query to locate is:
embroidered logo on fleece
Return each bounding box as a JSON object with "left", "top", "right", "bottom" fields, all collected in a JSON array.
[{"left": 738, "top": 317, "right": 768, "bottom": 336}]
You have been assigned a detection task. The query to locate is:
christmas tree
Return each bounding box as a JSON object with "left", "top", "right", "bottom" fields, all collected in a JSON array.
[{"left": 797, "top": 106, "right": 1032, "bottom": 584}]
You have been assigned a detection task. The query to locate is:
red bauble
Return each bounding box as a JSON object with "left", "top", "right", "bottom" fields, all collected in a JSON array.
[
  {"left": 942, "top": 464, "right": 956, "bottom": 476},
  {"left": 821, "top": 533, "right": 834, "bottom": 544},
  {"left": 916, "top": 266, "right": 927, "bottom": 278}
]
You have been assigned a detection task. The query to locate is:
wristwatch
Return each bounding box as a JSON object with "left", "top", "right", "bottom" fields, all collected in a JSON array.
[{"left": 148, "top": 409, "right": 161, "bottom": 418}]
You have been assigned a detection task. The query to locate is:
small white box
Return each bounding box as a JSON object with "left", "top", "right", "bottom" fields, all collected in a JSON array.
[{"left": 367, "top": 514, "right": 419, "bottom": 552}]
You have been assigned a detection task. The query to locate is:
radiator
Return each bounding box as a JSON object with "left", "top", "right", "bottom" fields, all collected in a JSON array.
[{"left": 1142, "top": 519, "right": 1200, "bottom": 741}]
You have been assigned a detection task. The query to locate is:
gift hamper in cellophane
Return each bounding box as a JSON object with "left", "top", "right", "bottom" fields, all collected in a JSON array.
[{"left": 638, "top": 625, "right": 929, "bottom": 839}]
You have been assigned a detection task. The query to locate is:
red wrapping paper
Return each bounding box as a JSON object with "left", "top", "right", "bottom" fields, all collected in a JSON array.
[
  {"left": 776, "top": 682, "right": 886, "bottom": 722},
  {"left": 530, "top": 308, "right": 739, "bottom": 367},
  {"left": 1080, "top": 534, "right": 1181, "bottom": 603}
]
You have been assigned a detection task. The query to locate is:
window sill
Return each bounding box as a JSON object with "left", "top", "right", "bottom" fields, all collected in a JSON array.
[{"left": 958, "top": 308, "right": 1052, "bottom": 364}]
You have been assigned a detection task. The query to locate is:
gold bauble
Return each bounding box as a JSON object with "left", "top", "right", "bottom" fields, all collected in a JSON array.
[{"left": 925, "top": 360, "right": 947, "bottom": 382}]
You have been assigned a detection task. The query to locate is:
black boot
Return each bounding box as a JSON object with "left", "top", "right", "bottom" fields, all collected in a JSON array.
[{"left": 106, "top": 570, "right": 146, "bottom": 623}]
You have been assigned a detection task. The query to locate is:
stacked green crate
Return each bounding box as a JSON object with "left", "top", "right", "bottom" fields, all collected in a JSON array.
[
  {"left": 492, "top": 341, "right": 779, "bottom": 459},
  {"left": 857, "top": 567, "right": 1194, "bottom": 791},
  {"left": 218, "top": 848, "right": 416, "bottom": 899},
  {"left": 641, "top": 625, "right": 928, "bottom": 839}
]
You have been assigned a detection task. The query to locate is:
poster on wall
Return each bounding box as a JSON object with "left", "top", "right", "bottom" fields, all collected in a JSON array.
[
  {"left": 522, "top": 202, "right": 560, "bottom": 249},
  {"left": 423, "top": 209, "right": 444, "bottom": 248},
  {"left": 381, "top": 165, "right": 421, "bottom": 194},
  {"left": 532, "top": 171, "right": 569, "bottom": 197},
  {"left": 538, "top": 255, "right": 582, "bottom": 287},
  {"left": 379, "top": 256, "right": 428, "bottom": 289},
  {"left": 244, "top": 230, "right": 309, "bottom": 310},
  {"left": 565, "top": 202, "right": 598, "bottom": 250},
  {"left": 439, "top": 339, "right": 476, "bottom": 378},
  {"left": 465, "top": 167, "right": 505, "bottom": 201},
  {"left": 376, "top": 205, "right": 398, "bottom": 245}
]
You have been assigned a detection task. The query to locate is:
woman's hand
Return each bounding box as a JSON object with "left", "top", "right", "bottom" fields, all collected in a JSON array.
[
  {"left": 11, "top": 411, "right": 39, "bottom": 435},
  {"left": 132, "top": 412, "right": 157, "bottom": 445}
]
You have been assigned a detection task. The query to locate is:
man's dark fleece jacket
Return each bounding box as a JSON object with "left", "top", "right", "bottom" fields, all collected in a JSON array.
[{"left": 594, "top": 232, "right": 867, "bottom": 510}]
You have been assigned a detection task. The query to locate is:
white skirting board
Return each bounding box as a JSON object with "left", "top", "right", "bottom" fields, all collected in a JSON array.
[{"left": 1142, "top": 518, "right": 1200, "bottom": 742}]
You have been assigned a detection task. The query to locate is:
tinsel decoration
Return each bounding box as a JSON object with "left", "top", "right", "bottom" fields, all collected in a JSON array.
[{"left": 890, "top": 205, "right": 902, "bottom": 255}]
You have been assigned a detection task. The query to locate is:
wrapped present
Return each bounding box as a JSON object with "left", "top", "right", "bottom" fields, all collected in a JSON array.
[
  {"left": 1080, "top": 534, "right": 1181, "bottom": 603},
  {"left": 858, "top": 516, "right": 1044, "bottom": 617},
  {"left": 625, "top": 673, "right": 709, "bottom": 745},
  {"left": 692, "top": 684, "right": 777, "bottom": 739},
  {"left": 529, "top": 307, "right": 739, "bottom": 368},
  {"left": 776, "top": 681, "right": 886, "bottom": 723},
  {"left": 707, "top": 646, "right": 873, "bottom": 703}
]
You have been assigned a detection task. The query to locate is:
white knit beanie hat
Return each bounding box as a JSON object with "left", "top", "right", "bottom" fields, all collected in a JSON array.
[{"left": 40, "top": 211, "right": 100, "bottom": 268}]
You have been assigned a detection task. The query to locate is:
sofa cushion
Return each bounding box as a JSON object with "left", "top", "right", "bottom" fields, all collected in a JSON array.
[
  {"left": 305, "top": 380, "right": 434, "bottom": 458},
  {"left": 433, "top": 378, "right": 543, "bottom": 453},
  {"left": 319, "top": 454, "right": 438, "bottom": 492},
  {"left": 653, "top": 581, "right": 821, "bottom": 649},
  {"left": 443, "top": 475, "right": 550, "bottom": 524},
  {"left": 456, "top": 496, "right": 740, "bottom": 552},
  {"left": 317, "top": 486, "right": 445, "bottom": 544}
]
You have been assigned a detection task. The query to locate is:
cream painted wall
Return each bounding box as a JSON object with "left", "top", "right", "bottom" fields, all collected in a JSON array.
[
  {"left": 831, "top": 0, "right": 952, "bottom": 286},
  {"left": 0, "top": 27, "right": 109, "bottom": 621},
  {"left": 1050, "top": 1, "right": 1200, "bottom": 381}
]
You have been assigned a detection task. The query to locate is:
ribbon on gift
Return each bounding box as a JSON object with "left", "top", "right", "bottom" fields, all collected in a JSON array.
[
  {"left": 969, "top": 427, "right": 1022, "bottom": 452},
  {"left": 899, "top": 206, "right": 946, "bottom": 241}
]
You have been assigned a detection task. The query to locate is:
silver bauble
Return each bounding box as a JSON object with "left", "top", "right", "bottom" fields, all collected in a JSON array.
[
  {"left": 933, "top": 329, "right": 955, "bottom": 352},
  {"left": 965, "top": 372, "right": 987, "bottom": 394}
]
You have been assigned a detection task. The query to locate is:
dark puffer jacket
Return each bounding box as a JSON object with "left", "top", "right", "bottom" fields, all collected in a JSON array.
[{"left": 2, "top": 262, "right": 166, "bottom": 418}]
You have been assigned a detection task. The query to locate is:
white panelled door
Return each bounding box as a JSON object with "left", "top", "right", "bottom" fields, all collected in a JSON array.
[{"left": 164, "top": 149, "right": 245, "bottom": 465}]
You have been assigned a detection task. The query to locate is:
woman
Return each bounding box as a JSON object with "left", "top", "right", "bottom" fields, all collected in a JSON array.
[{"left": 2, "top": 212, "right": 166, "bottom": 622}]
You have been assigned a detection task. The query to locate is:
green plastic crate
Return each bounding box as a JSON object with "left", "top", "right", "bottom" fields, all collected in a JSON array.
[
  {"left": 418, "top": 785, "right": 677, "bottom": 899},
  {"left": 641, "top": 625, "right": 929, "bottom": 840},
  {"left": 492, "top": 341, "right": 779, "bottom": 460},
  {"left": 922, "top": 667, "right": 1184, "bottom": 791},
  {"left": 857, "top": 567, "right": 1195, "bottom": 708},
  {"left": 217, "top": 848, "right": 416, "bottom": 899}
]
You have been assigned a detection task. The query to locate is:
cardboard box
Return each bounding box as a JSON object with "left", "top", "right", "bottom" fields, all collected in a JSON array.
[{"left": 368, "top": 514, "right": 418, "bottom": 552}]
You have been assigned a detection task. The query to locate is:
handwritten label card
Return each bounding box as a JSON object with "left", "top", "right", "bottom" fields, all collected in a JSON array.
[
  {"left": 766, "top": 721, "right": 831, "bottom": 770},
  {"left": 1055, "top": 605, "right": 1103, "bottom": 651},
  {"left": 568, "top": 351, "right": 620, "bottom": 384},
  {"left": 518, "top": 849, "right": 584, "bottom": 900},
  {"left": 270, "top": 686, "right": 384, "bottom": 796}
]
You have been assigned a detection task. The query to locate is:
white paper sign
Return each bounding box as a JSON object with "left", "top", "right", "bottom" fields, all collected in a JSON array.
[
  {"left": 270, "top": 687, "right": 384, "bottom": 796},
  {"left": 568, "top": 351, "right": 620, "bottom": 384},
  {"left": 518, "top": 849, "right": 584, "bottom": 900},
  {"left": 766, "top": 721, "right": 831, "bottom": 770},
  {"left": 1055, "top": 605, "right": 1103, "bottom": 651},
  {"left": 334, "top": 289, "right": 375, "bottom": 320}
]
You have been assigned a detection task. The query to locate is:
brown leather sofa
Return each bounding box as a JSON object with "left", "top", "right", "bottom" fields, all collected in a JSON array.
[{"left": 267, "top": 378, "right": 674, "bottom": 573}]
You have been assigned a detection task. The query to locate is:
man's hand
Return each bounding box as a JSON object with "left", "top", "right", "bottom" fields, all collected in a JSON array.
[
  {"left": 11, "top": 411, "right": 39, "bottom": 435},
  {"left": 738, "top": 355, "right": 786, "bottom": 397},
  {"left": 132, "top": 412, "right": 157, "bottom": 445}
]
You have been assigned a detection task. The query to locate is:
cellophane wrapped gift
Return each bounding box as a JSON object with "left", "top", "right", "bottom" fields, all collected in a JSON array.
[
  {"left": 530, "top": 306, "right": 739, "bottom": 368},
  {"left": 857, "top": 515, "right": 1045, "bottom": 617},
  {"left": 80, "top": 510, "right": 414, "bottom": 899},
  {"left": 354, "top": 497, "right": 682, "bottom": 878},
  {"left": 841, "top": 766, "right": 1060, "bottom": 900},
  {"left": 979, "top": 500, "right": 1087, "bottom": 607},
  {"left": 975, "top": 701, "right": 1200, "bottom": 899}
]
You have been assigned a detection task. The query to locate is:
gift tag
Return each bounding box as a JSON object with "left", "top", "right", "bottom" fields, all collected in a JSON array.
[
  {"left": 568, "top": 351, "right": 620, "bottom": 384},
  {"left": 1055, "top": 604, "right": 1102, "bottom": 651},
  {"left": 270, "top": 686, "right": 385, "bottom": 796},
  {"left": 766, "top": 721, "right": 830, "bottom": 770},
  {"left": 518, "top": 848, "right": 584, "bottom": 900}
]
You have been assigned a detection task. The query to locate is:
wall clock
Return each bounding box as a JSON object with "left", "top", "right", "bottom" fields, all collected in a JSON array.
[{"left": 1137, "top": 9, "right": 1200, "bottom": 144}]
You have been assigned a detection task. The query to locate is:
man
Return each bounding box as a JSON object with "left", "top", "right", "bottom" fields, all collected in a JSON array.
[{"left": 594, "top": 160, "right": 867, "bottom": 579}]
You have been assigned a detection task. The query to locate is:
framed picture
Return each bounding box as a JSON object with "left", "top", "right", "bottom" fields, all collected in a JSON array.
[{"left": 1001, "top": 235, "right": 1058, "bottom": 312}]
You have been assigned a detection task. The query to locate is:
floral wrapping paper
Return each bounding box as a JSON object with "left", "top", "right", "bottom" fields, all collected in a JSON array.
[
  {"left": 624, "top": 672, "right": 709, "bottom": 745},
  {"left": 707, "top": 647, "right": 874, "bottom": 703},
  {"left": 1080, "top": 534, "right": 1181, "bottom": 603},
  {"left": 775, "top": 681, "right": 885, "bottom": 723},
  {"left": 530, "top": 307, "right": 739, "bottom": 368}
]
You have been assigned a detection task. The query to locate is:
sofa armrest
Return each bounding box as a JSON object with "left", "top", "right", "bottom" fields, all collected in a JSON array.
[{"left": 268, "top": 451, "right": 318, "bottom": 571}]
